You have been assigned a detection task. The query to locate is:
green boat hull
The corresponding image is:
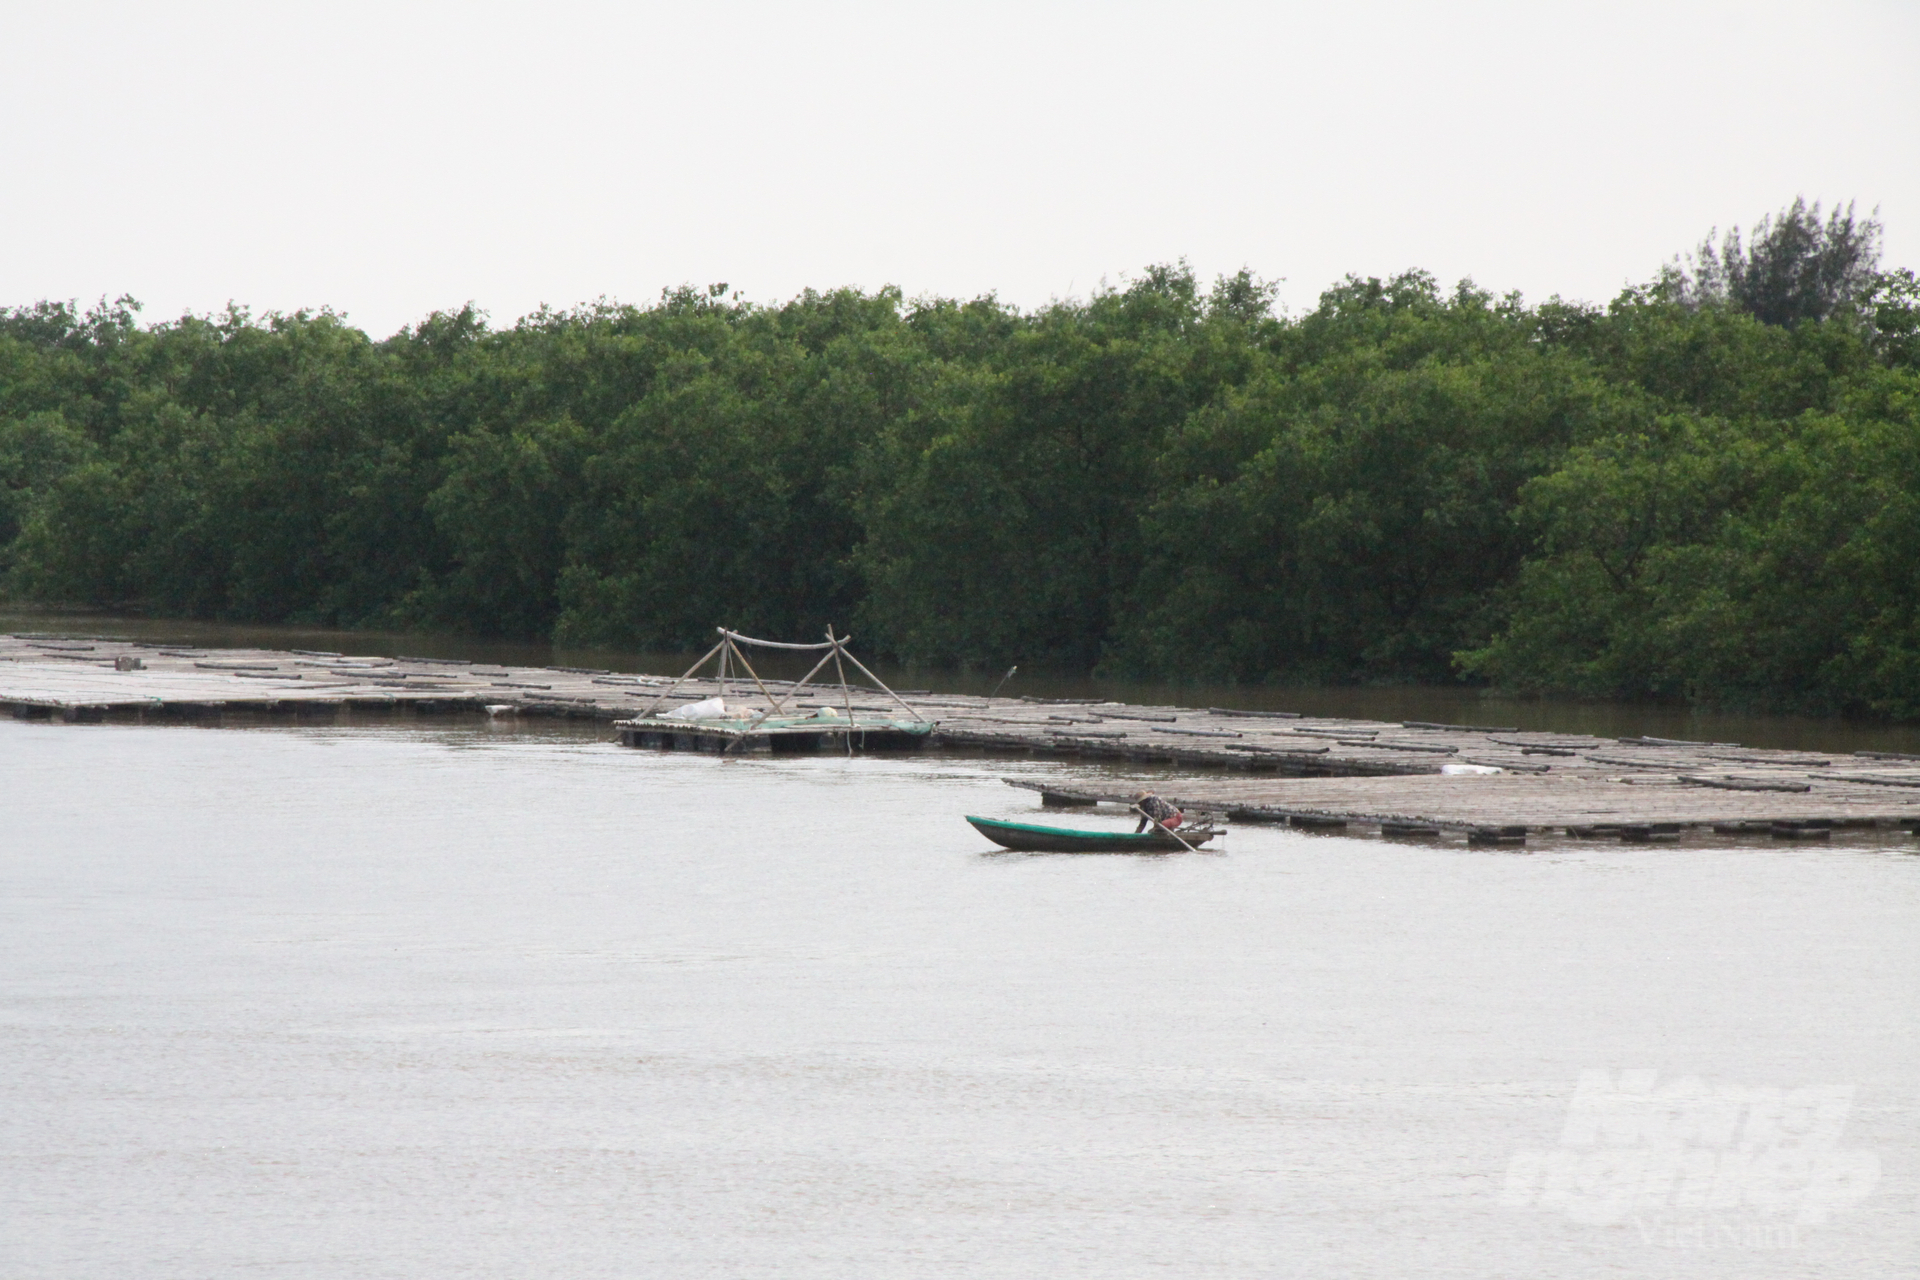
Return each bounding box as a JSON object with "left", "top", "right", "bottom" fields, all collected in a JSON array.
[{"left": 965, "top": 815, "right": 1215, "bottom": 853}]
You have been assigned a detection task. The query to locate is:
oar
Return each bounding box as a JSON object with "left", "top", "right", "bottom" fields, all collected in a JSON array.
[{"left": 1132, "top": 804, "right": 1203, "bottom": 855}]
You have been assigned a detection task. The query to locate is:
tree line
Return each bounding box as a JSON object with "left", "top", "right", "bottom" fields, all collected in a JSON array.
[{"left": 3, "top": 200, "right": 1917, "bottom": 716}]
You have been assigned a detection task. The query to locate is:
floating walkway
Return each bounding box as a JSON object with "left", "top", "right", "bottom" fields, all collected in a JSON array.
[
  {"left": 0, "top": 632, "right": 652, "bottom": 722},
  {"left": 1003, "top": 774, "right": 1920, "bottom": 846},
  {"left": 7, "top": 630, "right": 1920, "bottom": 843}
]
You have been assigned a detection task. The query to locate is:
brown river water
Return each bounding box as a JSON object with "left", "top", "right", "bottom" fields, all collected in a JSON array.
[{"left": 3, "top": 611, "right": 1918, "bottom": 1277}]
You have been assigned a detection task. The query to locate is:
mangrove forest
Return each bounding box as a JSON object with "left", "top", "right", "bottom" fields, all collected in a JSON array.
[{"left": 3, "top": 199, "right": 1917, "bottom": 717}]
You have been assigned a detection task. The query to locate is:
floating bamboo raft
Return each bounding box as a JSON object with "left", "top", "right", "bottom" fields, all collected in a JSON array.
[
  {"left": 7, "top": 630, "right": 1920, "bottom": 842},
  {"left": 0, "top": 632, "right": 655, "bottom": 721},
  {"left": 1003, "top": 775, "right": 1920, "bottom": 846},
  {"left": 607, "top": 627, "right": 936, "bottom": 755}
]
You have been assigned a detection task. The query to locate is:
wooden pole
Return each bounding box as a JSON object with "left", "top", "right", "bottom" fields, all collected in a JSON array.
[
  {"left": 831, "top": 644, "right": 929, "bottom": 724},
  {"left": 721, "top": 640, "right": 791, "bottom": 755},
  {"left": 635, "top": 638, "right": 726, "bottom": 718},
  {"left": 727, "top": 642, "right": 782, "bottom": 715},
  {"left": 827, "top": 625, "right": 855, "bottom": 756},
  {"left": 1132, "top": 803, "right": 1203, "bottom": 854}
]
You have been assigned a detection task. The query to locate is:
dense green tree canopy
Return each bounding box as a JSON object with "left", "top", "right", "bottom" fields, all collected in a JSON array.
[{"left": 3, "top": 203, "right": 1916, "bottom": 716}]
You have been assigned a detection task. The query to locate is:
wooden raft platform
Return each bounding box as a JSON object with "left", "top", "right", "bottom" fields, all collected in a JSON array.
[
  {"left": 0, "top": 632, "right": 677, "bottom": 722},
  {"left": 8, "top": 631, "right": 1920, "bottom": 841},
  {"left": 1003, "top": 775, "right": 1920, "bottom": 845}
]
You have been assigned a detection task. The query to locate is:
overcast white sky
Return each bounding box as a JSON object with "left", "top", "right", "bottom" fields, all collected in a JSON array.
[{"left": 4, "top": 0, "right": 1916, "bottom": 336}]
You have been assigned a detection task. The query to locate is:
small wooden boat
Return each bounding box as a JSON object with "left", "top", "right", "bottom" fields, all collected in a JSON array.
[{"left": 965, "top": 815, "right": 1217, "bottom": 853}]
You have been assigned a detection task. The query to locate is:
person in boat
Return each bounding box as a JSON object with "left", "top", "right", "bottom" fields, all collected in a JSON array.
[{"left": 1132, "top": 789, "right": 1183, "bottom": 833}]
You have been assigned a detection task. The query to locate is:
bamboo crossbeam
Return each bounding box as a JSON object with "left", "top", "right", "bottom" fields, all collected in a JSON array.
[{"left": 719, "top": 629, "right": 845, "bottom": 651}]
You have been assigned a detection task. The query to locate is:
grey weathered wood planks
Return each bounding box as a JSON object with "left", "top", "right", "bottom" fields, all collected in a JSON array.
[
  {"left": 9, "top": 631, "right": 1920, "bottom": 838},
  {"left": 1003, "top": 774, "right": 1920, "bottom": 843}
]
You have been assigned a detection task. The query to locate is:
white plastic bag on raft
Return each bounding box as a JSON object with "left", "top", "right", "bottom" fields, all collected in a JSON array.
[
  {"left": 1441, "top": 763, "right": 1504, "bottom": 775},
  {"left": 662, "top": 696, "right": 732, "bottom": 720}
]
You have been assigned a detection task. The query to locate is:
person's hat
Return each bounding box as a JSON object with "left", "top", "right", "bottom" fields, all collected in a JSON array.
[{"left": 1133, "top": 789, "right": 1152, "bottom": 800}]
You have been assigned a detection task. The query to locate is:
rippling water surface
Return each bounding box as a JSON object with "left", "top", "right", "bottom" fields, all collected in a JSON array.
[{"left": 3, "top": 719, "right": 1916, "bottom": 1278}]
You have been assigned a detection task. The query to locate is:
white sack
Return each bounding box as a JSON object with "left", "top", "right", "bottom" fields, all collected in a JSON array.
[{"left": 662, "top": 696, "right": 731, "bottom": 720}]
